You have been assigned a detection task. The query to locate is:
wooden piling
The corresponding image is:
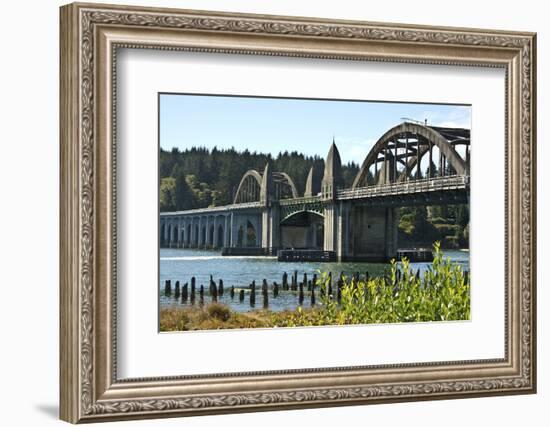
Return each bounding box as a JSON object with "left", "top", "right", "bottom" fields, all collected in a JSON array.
[
  {"left": 211, "top": 282, "right": 218, "bottom": 302},
  {"left": 164, "top": 279, "right": 171, "bottom": 295},
  {"left": 310, "top": 288, "right": 316, "bottom": 306},
  {"left": 230, "top": 285, "right": 235, "bottom": 298},
  {"left": 181, "top": 283, "right": 188, "bottom": 302},
  {"left": 239, "top": 289, "right": 245, "bottom": 302},
  {"left": 218, "top": 279, "right": 224, "bottom": 296},
  {"left": 174, "top": 281, "right": 180, "bottom": 299},
  {"left": 250, "top": 288, "right": 256, "bottom": 307},
  {"left": 199, "top": 285, "right": 204, "bottom": 306},
  {"left": 273, "top": 282, "right": 279, "bottom": 298},
  {"left": 282, "top": 272, "right": 288, "bottom": 290},
  {"left": 209, "top": 276, "right": 217, "bottom": 297},
  {"left": 298, "top": 282, "right": 304, "bottom": 305},
  {"left": 263, "top": 292, "right": 268, "bottom": 309}
]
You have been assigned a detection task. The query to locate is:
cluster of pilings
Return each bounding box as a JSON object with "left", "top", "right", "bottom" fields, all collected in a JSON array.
[
  {"left": 163, "top": 266, "right": 470, "bottom": 311},
  {"left": 164, "top": 268, "right": 472, "bottom": 309},
  {"left": 162, "top": 270, "right": 381, "bottom": 310}
]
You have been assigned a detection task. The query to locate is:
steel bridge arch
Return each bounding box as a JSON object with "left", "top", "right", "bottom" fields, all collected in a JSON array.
[{"left": 352, "top": 122, "right": 468, "bottom": 188}]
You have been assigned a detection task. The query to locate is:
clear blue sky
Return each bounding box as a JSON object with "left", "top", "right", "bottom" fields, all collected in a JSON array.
[{"left": 159, "top": 94, "right": 471, "bottom": 165}]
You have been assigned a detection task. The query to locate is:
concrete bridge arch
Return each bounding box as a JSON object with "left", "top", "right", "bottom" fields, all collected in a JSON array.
[{"left": 352, "top": 122, "right": 469, "bottom": 188}]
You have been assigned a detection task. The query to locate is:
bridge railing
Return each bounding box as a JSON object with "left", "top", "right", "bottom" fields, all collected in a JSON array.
[
  {"left": 337, "top": 175, "right": 469, "bottom": 200},
  {"left": 160, "top": 201, "right": 262, "bottom": 217},
  {"left": 279, "top": 195, "right": 322, "bottom": 206}
]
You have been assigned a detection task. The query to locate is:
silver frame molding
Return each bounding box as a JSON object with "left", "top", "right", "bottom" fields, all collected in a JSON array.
[{"left": 60, "top": 2, "right": 537, "bottom": 423}]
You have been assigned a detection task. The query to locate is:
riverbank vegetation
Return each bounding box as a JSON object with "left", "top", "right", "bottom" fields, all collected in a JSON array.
[
  {"left": 398, "top": 204, "right": 469, "bottom": 249},
  {"left": 160, "top": 243, "right": 470, "bottom": 332}
]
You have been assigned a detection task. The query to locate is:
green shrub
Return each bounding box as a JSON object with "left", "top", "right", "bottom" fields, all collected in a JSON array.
[{"left": 311, "top": 241, "right": 470, "bottom": 325}]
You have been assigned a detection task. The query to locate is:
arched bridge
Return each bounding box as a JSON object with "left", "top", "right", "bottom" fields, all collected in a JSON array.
[{"left": 161, "top": 122, "right": 470, "bottom": 261}]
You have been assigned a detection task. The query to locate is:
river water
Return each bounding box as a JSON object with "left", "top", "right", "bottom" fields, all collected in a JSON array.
[{"left": 159, "top": 248, "right": 469, "bottom": 312}]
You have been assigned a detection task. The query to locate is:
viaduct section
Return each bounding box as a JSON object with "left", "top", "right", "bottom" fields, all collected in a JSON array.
[{"left": 160, "top": 122, "right": 470, "bottom": 261}]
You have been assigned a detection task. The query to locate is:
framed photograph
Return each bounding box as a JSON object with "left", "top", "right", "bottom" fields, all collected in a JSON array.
[{"left": 60, "top": 2, "right": 537, "bottom": 423}]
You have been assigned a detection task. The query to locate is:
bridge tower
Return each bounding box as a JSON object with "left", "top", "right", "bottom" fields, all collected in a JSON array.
[
  {"left": 320, "top": 140, "right": 398, "bottom": 261},
  {"left": 260, "top": 162, "right": 280, "bottom": 252},
  {"left": 321, "top": 141, "right": 350, "bottom": 260}
]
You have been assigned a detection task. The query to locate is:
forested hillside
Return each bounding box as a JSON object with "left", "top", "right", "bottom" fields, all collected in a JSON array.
[{"left": 159, "top": 146, "right": 359, "bottom": 211}]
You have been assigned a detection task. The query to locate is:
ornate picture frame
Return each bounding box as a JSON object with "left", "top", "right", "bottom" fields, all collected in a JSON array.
[{"left": 60, "top": 2, "right": 536, "bottom": 423}]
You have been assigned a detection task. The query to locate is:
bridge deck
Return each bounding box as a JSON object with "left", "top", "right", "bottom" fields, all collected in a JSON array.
[
  {"left": 160, "top": 175, "right": 469, "bottom": 217},
  {"left": 337, "top": 175, "right": 469, "bottom": 201},
  {"left": 161, "top": 201, "right": 261, "bottom": 217}
]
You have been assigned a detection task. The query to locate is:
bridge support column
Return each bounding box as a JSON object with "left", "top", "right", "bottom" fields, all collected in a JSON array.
[
  {"left": 178, "top": 219, "right": 184, "bottom": 248},
  {"left": 230, "top": 212, "right": 237, "bottom": 247},
  {"left": 348, "top": 206, "right": 398, "bottom": 261},
  {"left": 337, "top": 201, "right": 351, "bottom": 261},
  {"left": 323, "top": 203, "right": 338, "bottom": 253},
  {"left": 205, "top": 216, "right": 211, "bottom": 248},
  {"left": 224, "top": 215, "right": 230, "bottom": 247},
  {"left": 191, "top": 218, "right": 197, "bottom": 248},
  {"left": 160, "top": 218, "right": 165, "bottom": 248},
  {"left": 167, "top": 223, "right": 173, "bottom": 248},
  {"left": 385, "top": 208, "right": 399, "bottom": 259},
  {"left": 199, "top": 216, "right": 206, "bottom": 248},
  {"left": 261, "top": 206, "right": 280, "bottom": 254},
  {"left": 183, "top": 219, "right": 189, "bottom": 248},
  {"left": 212, "top": 216, "right": 218, "bottom": 248}
]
